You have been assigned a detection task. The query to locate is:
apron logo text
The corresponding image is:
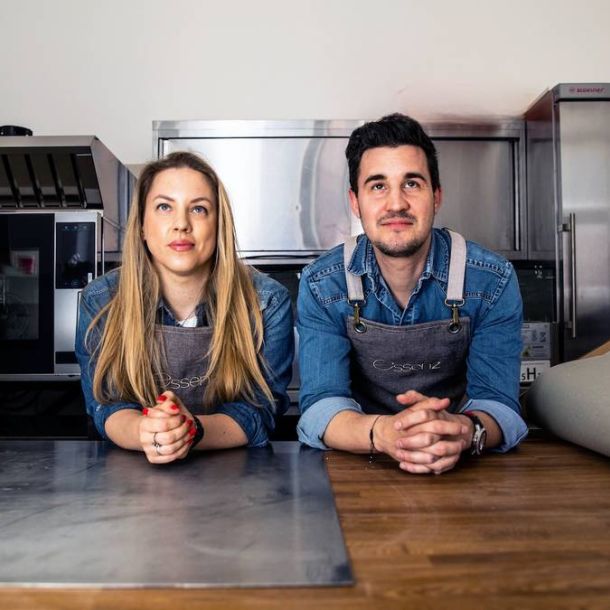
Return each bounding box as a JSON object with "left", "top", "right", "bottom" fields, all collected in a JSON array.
[
  {"left": 155, "top": 372, "right": 206, "bottom": 390},
  {"left": 372, "top": 359, "right": 442, "bottom": 373}
]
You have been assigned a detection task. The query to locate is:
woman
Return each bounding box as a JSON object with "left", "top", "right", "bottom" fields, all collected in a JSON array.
[{"left": 75, "top": 152, "right": 294, "bottom": 463}]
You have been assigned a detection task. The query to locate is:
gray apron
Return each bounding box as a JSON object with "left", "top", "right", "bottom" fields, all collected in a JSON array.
[
  {"left": 153, "top": 325, "right": 213, "bottom": 414},
  {"left": 344, "top": 231, "right": 471, "bottom": 415}
]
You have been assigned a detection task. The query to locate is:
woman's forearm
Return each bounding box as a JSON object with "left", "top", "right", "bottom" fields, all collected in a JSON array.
[
  {"left": 105, "top": 409, "right": 248, "bottom": 452},
  {"left": 105, "top": 409, "right": 145, "bottom": 450},
  {"left": 195, "top": 414, "right": 248, "bottom": 450}
]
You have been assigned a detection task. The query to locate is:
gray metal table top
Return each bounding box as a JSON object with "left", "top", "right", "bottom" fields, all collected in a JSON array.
[{"left": 0, "top": 441, "right": 352, "bottom": 588}]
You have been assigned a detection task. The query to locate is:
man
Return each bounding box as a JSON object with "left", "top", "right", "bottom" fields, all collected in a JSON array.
[{"left": 296, "top": 113, "right": 527, "bottom": 474}]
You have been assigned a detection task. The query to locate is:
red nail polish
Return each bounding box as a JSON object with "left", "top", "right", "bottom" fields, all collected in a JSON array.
[
  {"left": 188, "top": 419, "right": 194, "bottom": 429},
  {"left": 180, "top": 415, "right": 186, "bottom": 423},
  {"left": 142, "top": 408, "right": 149, "bottom": 415},
  {"left": 189, "top": 427, "right": 196, "bottom": 436},
  {"left": 156, "top": 394, "right": 167, "bottom": 402},
  {"left": 169, "top": 404, "right": 179, "bottom": 411}
]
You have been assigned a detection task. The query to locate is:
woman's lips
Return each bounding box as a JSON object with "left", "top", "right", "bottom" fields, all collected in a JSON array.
[{"left": 169, "top": 241, "right": 195, "bottom": 251}]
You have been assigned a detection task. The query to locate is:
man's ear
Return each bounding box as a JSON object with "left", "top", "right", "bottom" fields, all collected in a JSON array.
[
  {"left": 348, "top": 189, "right": 361, "bottom": 219},
  {"left": 433, "top": 187, "right": 443, "bottom": 214}
]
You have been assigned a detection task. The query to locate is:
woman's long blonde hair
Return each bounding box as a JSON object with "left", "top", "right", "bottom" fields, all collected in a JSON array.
[{"left": 87, "top": 151, "right": 273, "bottom": 408}]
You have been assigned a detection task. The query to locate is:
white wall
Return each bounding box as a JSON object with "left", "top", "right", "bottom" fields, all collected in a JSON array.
[{"left": 1, "top": 0, "right": 609, "bottom": 164}]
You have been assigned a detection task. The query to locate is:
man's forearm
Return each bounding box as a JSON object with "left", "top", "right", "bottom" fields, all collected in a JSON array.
[{"left": 322, "top": 410, "right": 384, "bottom": 453}]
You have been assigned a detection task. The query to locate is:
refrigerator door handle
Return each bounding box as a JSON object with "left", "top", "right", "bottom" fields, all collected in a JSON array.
[
  {"left": 559, "top": 213, "right": 578, "bottom": 339},
  {"left": 565, "top": 213, "right": 578, "bottom": 339}
]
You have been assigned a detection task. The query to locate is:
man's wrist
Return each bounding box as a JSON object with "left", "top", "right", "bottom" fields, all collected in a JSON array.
[
  {"left": 458, "top": 414, "right": 475, "bottom": 451},
  {"left": 369, "top": 415, "right": 392, "bottom": 454},
  {"left": 461, "top": 412, "right": 487, "bottom": 455}
]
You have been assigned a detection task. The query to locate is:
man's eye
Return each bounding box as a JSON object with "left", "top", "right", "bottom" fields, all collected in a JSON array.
[
  {"left": 371, "top": 183, "right": 385, "bottom": 191},
  {"left": 405, "top": 180, "right": 420, "bottom": 189},
  {"left": 192, "top": 205, "right": 208, "bottom": 215}
]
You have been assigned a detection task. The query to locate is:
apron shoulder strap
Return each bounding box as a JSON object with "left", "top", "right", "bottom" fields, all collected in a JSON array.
[
  {"left": 446, "top": 230, "right": 467, "bottom": 303},
  {"left": 344, "top": 230, "right": 467, "bottom": 304},
  {"left": 343, "top": 235, "right": 364, "bottom": 303}
]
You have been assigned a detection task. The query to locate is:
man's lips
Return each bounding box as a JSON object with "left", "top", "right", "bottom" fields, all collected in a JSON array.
[
  {"left": 168, "top": 241, "right": 195, "bottom": 251},
  {"left": 380, "top": 218, "right": 415, "bottom": 228}
]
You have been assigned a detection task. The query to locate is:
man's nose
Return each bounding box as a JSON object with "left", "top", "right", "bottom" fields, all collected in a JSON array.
[{"left": 387, "top": 187, "right": 409, "bottom": 211}]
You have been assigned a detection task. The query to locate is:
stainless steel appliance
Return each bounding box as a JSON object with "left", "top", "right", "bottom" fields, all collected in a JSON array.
[
  {"left": 153, "top": 120, "right": 528, "bottom": 404},
  {"left": 0, "top": 136, "right": 133, "bottom": 379},
  {"left": 525, "top": 84, "right": 610, "bottom": 360},
  {"left": 153, "top": 120, "right": 526, "bottom": 259}
]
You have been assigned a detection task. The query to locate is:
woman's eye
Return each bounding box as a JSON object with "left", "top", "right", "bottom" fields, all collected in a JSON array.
[
  {"left": 192, "top": 205, "right": 208, "bottom": 215},
  {"left": 156, "top": 202, "right": 171, "bottom": 212}
]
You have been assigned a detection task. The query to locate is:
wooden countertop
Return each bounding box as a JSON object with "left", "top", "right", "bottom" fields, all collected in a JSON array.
[{"left": 3, "top": 433, "right": 610, "bottom": 609}]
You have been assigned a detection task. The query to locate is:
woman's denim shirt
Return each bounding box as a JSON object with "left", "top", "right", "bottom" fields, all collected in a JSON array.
[
  {"left": 75, "top": 268, "right": 294, "bottom": 447},
  {"left": 297, "top": 229, "right": 528, "bottom": 452}
]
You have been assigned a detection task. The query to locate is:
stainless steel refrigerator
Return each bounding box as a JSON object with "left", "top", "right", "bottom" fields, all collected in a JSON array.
[{"left": 526, "top": 83, "right": 610, "bottom": 361}]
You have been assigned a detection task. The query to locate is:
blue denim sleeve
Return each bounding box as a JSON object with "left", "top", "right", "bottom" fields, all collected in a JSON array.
[
  {"left": 465, "top": 265, "right": 528, "bottom": 451},
  {"left": 297, "top": 396, "right": 363, "bottom": 449},
  {"left": 216, "top": 283, "right": 294, "bottom": 447},
  {"left": 74, "top": 292, "right": 141, "bottom": 441},
  {"left": 296, "top": 267, "right": 357, "bottom": 448}
]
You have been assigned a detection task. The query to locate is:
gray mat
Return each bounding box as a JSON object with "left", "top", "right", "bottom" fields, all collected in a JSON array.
[{"left": 0, "top": 441, "right": 352, "bottom": 588}]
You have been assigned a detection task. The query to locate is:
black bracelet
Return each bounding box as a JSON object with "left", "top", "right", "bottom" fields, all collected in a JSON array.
[
  {"left": 368, "top": 415, "right": 382, "bottom": 463},
  {"left": 189, "top": 416, "right": 205, "bottom": 451}
]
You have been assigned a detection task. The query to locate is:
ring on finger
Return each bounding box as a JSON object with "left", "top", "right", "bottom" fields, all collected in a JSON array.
[{"left": 152, "top": 431, "right": 162, "bottom": 455}]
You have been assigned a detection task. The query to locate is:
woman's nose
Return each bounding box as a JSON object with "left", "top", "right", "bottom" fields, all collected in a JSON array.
[{"left": 173, "top": 206, "right": 191, "bottom": 231}]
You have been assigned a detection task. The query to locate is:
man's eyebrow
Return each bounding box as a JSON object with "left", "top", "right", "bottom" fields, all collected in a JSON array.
[
  {"left": 363, "top": 174, "right": 386, "bottom": 186},
  {"left": 404, "top": 172, "right": 428, "bottom": 183},
  {"left": 363, "top": 172, "right": 429, "bottom": 186}
]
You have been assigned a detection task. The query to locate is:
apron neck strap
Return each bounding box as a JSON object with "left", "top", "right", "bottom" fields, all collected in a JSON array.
[
  {"left": 445, "top": 229, "right": 467, "bottom": 304},
  {"left": 344, "top": 231, "right": 467, "bottom": 304},
  {"left": 343, "top": 234, "right": 364, "bottom": 303}
]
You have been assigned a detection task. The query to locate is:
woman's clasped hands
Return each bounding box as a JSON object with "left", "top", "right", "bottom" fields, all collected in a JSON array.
[{"left": 139, "top": 391, "right": 198, "bottom": 464}]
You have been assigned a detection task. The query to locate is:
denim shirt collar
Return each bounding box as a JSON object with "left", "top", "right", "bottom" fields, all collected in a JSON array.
[
  {"left": 157, "top": 300, "right": 208, "bottom": 327},
  {"left": 347, "top": 229, "right": 450, "bottom": 295}
]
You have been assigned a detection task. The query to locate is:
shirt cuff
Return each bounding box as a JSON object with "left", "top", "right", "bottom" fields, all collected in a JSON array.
[
  {"left": 460, "top": 398, "right": 528, "bottom": 452},
  {"left": 297, "top": 396, "right": 363, "bottom": 450},
  {"left": 94, "top": 402, "right": 141, "bottom": 441},
  {"left": 215, "top": 403, "right": 271, "bottom": 448}
]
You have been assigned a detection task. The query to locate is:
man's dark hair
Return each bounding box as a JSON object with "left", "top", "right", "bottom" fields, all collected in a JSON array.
[{"left": 345, "top": 113, "right": 440, "bottom": 194}]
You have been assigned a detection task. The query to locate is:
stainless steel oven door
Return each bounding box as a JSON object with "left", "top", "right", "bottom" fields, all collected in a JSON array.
[
  {"left": 0, "top": 211, "right": 100, "bottom": 379},
  {"left": 54, "top": 212, "right": 100, "bottom": 375},
  {"left": 0, "top": 213, "right": 55, "bottom": 374}
]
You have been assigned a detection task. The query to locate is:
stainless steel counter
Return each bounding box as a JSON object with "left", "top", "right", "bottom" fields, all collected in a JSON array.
[{"left": 0, "top": 441, "right": 352, "bottom": 588}]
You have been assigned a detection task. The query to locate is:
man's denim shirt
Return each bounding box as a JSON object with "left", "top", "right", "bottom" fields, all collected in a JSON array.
[
  {"left": 75, "top": 269, "right": 294, "bottom": 447},
  {"left": 297, "top": 229, "right": 528, "bottom": 452}
]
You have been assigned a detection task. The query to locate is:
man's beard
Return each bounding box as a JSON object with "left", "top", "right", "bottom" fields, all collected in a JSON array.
[
  {"left": 372, "top": 235, "right": 427, "bottom": 258},
  {"left": 371, "top": 211, "right": 427, "bottom": 258}
]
